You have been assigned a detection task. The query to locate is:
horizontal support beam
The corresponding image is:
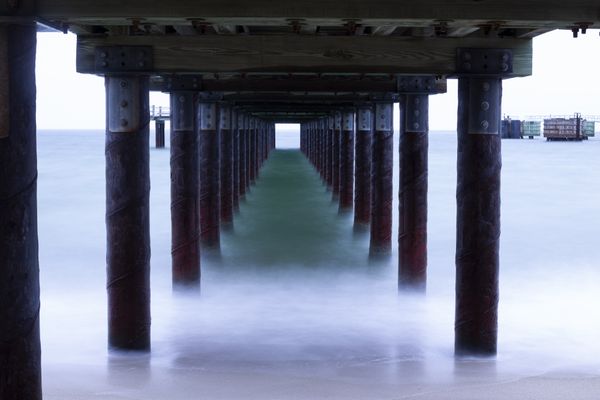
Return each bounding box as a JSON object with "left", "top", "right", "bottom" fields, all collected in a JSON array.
[
  {"left": 151, "top": 75, "right": 447, "bottom": 94},
  {"left": 226, "top": 93, "right": 397, "bottom": 103},
  {"left": 37, "top": 1, "right": 600, "bottom": 28},
  {"left": 77, "top": 35, "right": 532, "bottom": 76}
]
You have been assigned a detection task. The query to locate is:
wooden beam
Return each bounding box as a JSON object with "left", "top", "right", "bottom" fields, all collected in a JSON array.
[
  {"left": 77, "top": 35, "right": 532, "bottom": 76},
  {"left": 36, "top": 0, "right": 600, "bottom": 27},
  {"left": 151, "top": 76, "right": 404, "bottom": 93}
]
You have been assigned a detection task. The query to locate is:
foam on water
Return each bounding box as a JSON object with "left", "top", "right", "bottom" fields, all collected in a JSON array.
[{"left": 37, "top": 129, "right": 600, "bottom": 399}]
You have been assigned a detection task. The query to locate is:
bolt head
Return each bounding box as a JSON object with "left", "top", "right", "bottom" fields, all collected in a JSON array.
[
  {"left": 481, "top": 120, "right": 489, "bottom": 130},
  {"left": 481, "top": 101, "right": 490, "bottom": 111}
]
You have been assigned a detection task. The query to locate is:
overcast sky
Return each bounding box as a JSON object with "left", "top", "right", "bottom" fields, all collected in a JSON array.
[{"left": 36, "top": 30, "right": 600, "bottom": 131}]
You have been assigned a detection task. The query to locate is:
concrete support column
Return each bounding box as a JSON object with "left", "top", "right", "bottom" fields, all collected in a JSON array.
[
  {"left": 332, "top": 111, "right": 342, "bottom": 199},
  {"left": 219, "top": 104, "right": 234, "bottom": 227},
  {"left": 155, "top": 119, "right": 165, "bottom": 148},
  {"left": 238, "top": 112, "right": 247, "bottom": 198},
  {"left": 105, "top": 75, "right": 151, "bottom": 350},
  {"left": 354, "top": 105, "right": 373, "bottom": 227},
  {"left": 399, "top": 94, "right": 429, "bottom": 290},
  {"left": 0, "top": 24, "right": 42, "bottom": 400},
  {"left": 232, "top": 109, "right": 240, "bottom": 211},
  {"left": 370, "top": 102, "right": 393, "bottom": 257},
  {"left": 339, "top": 110, "right": 355, "bottom": 212},
  {"left": 455, "top": 77, "right": 502, "bottom": 356},
  {"left": 198, "top": 100, "right": 220, "bottom": 250},
  {"left": 170, "top": 91, "right": 200, "bottom": 288}
]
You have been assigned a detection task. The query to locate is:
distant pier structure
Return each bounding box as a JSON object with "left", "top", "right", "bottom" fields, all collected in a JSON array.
[
  {"left": 502, "top": 114, "right": 598, "bottom": 140},
  {"left": 2, "top": 2, "right": 600, "bottom": 398}
]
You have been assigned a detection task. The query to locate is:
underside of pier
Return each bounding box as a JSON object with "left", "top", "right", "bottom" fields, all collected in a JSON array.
[{"left": 1, "top": 1, "right": 600, "bottom": 399}]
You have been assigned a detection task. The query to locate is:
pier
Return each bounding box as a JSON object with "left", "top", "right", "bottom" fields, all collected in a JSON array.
[{"left": 2, "top": 2, "right": 600, "bottom": 398}]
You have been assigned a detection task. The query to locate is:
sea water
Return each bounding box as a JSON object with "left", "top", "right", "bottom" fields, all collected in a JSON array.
[{"left": 38, "top": 128, "right": 600, "bottom": 399}]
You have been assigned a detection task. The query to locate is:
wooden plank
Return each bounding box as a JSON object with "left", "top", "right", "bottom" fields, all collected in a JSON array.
[
  {"left": 77, "top": 35, "right": 532, "bottom": 76},
  {"left": 36, "top": 0, "right": 600, "bottom": 26}
]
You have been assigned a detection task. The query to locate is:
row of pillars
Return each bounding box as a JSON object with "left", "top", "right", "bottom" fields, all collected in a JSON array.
[
  {"left": 300, "top": 82, "right": 501, "bottom": 357},
  {"left": 1, "top": 26, "right": 502, "bottom": 400},
  {"left": 109, "top": 84, "right": 275, "bottom": 350}
]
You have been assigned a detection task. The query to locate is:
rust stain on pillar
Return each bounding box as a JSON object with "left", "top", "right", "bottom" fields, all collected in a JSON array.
[
  {"left": 370, "top": 102, "right": 393, "bottom": 257},
  {"left": 232, "top": 109, "right": 240, "bottom": 211},
  {"left": 455, "top": 77, "right": 502, "bottom": 356},
  {"left": 332, "top": 111, "right": 342, "bottom": 199},
  {"left": 354, "top": 105, "right": 372, "bottom": 227},
  {"left": 170, "top": 91, "right": 200, "bottom": 288},
  {"left": 238, "top": 113, "right": 247, "bottom": 198},
  {"left": 399, "top": 94, "right": 429, "bottom": 291},
  {"left": 325, "top": 115, "right": 334, "bottom": 189},
  {"left": 106, "top": 75, "right": 151, "bottom": 350},
  {"left": 0, "top": 24, "right": 42, "bottom": 400},
  {"left": 248, "top": 117, "right": 256, "bottom": 184},
  {"left": 339, "top": 110, "right": 355, "bottom": 212},
  {"left": 198, "top": 101, "right": 221, "bottom": 250},
  {"left": 219, "top": 104, "right": 234, "bottom": 227}
]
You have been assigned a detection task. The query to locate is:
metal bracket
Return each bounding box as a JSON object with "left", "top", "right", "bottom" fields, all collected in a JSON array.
[
  {"left": 95, "top": 46, "right": 153, "bottom": 74},
  {"left": 397, "top": 75, "right": 446, "bottom": 94},
  {"left": 456, "top": 48, "right": 513, "bottom": 76},
  {"left": 357, "top": 107, "right": 372, "bottom": 132},
  {"left": 164, "top": 75, "right": 202, "bottom": 92},
  {"left": 375, "top": 103, "right": 393, "bottom": 131},
  {"left": 219, "top": 104, "right": 231, "bottom": 130},
  {"left": 171, "top": 92, "right": 195, "bottom": 132},
  {"left": 468, "top": 78, "right": 501, "bottom": 135},
  {"left": 334, "top": 111, "right": 342, "bottom": 130},
  {"left": 404, "top": 94, "right": 428, "bottom": 133},
  {"left": 342, "top": 111, "right": 354, "bottom": 131},
  {"left": 107, "top": 77, "right": 141, "bottom": 133},
  {"left": 199, "top": 102, "right": 217, "bottom": 130}
]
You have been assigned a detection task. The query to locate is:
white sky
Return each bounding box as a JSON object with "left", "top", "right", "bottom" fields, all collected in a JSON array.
[{"left": 36, "top": 30, "right": 600, "bottom": 131}]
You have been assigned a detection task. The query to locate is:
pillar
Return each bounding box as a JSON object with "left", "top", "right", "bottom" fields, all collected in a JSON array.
[
  {"left": 238, "top": 112, "right": 247, "bottom": 198},
  {"left": 398, "top": 95, "right": 429, "bottom": 290},
  {"left": 248, "top": 117, "right": 256, "bottom": 185},
  {"left": 198, "top": 100, "right": 220, "bottom": 250},
  {"left": 339, "top": 110, "right": 355, "bottom": 212},
  {"left": 370, "top": 102, "right": 393, "bottom": 256},
  {"left": 332, "top": 111, "right": 342, "bottom": 199},
  {"left": 219, "top": 104, "right": 234, "bottom": 227},
  {"left": 0, "top": 24, "right": 42, "bottom": 400},
  {"left": 325, "top": 115, "right": 334, "bottom": 188},
  {"left": 232, "top": 109, "right": 240, "bottom": 211},
  {"left": 106, "top": 75, "right": 151, "bottom": 350},
  {"left": 455, "top": 77, "right": 502, "bottom": 356},
  {"left": 170, "top": 91, "right": 200, "bottom": 287},
  {"left": 354, "top": 105, "right": 372, "bottom": 227},
  {"left": 155, "top": 119, "right": 165, "bottom": 148}
]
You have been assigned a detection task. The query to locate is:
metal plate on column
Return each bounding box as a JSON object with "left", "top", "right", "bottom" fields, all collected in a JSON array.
[
  {"left": 237, "top": 111, "right": 245, "bottom": 127},
  {"left": 405, "top": 94, "right": 428, "bottom": 133},
  {"left": 95, "top": 46, "right": 153, "bottom": 74},
  {"left": 328, "top": 115, "right": 334, "bottom": 130},
  {"left": 0, "top": 27, "right": 8, "bottom": 139},
  {"left": 375, "top": 103, "right": 393, "bottom": 131},
  {"left": 357, "top": 107, "right": 372, "bottom": 131},
  {"left": 468, "top": 78, "right": 501, "bottom": 135},
  {"left": 343, "top": 112, "right": 354, "bottom": 131},
  {"left": 220, "top": 105, "right": 231, "bottom": 130},
  {"left": 171, "top": 92, "right": 195, "bottom": 131},
  {"left": 199, "top": 102, "right": 217, "bottom": 130},
  {"left": 108, "top": 77, "right": 141, "bottom": 133},
  {"left": 334, "top": 111, "right": 342, "bottom": 130},
  {"left": 456, "top": 48, "right": 513, "bottom": 76}
]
